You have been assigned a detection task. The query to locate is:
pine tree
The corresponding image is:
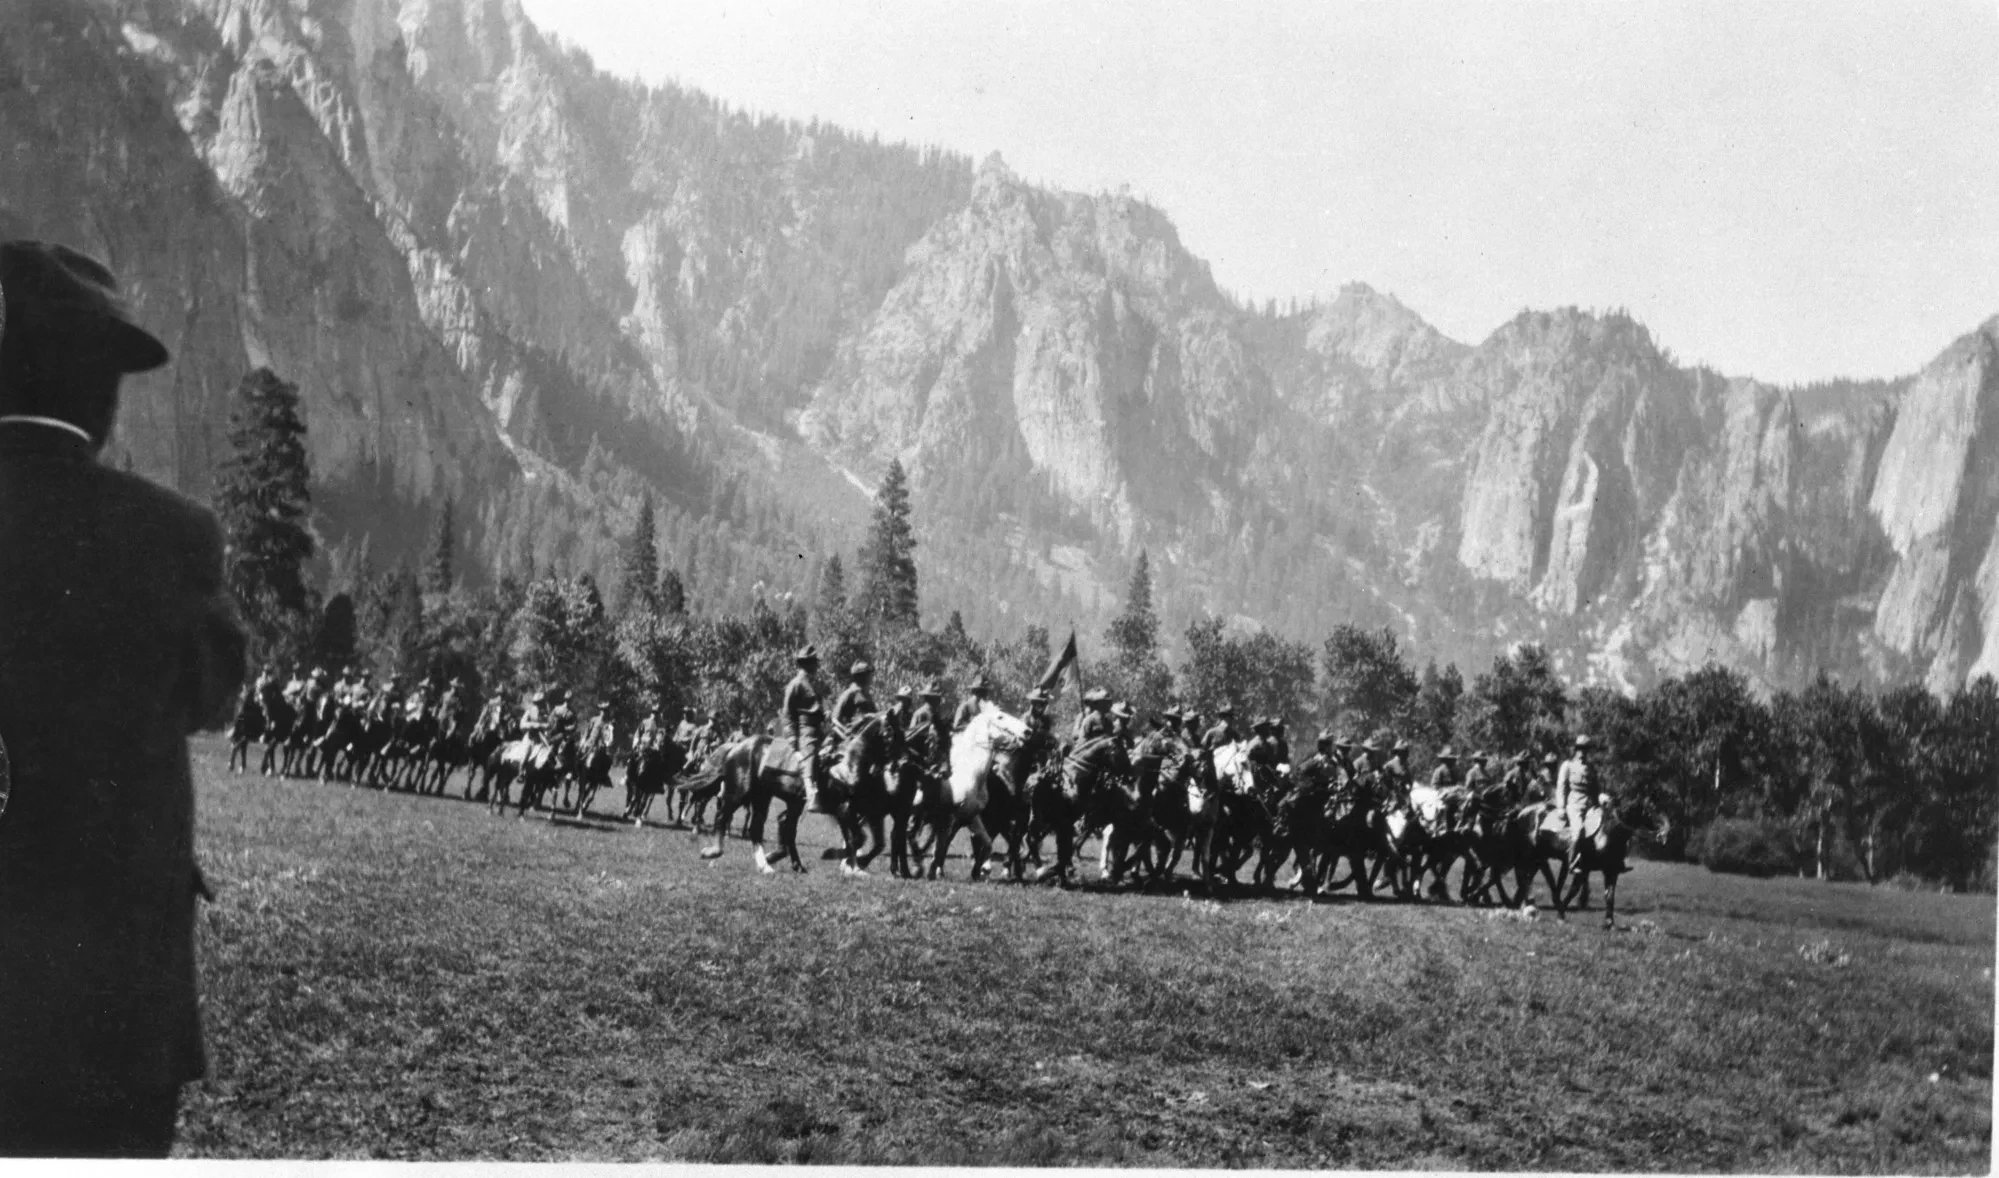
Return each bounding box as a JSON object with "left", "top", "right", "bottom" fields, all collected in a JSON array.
[
  {"left": 619, "top": 493, "right": 660, "bottom": 616},
  {"left": 313, "top": 593, "right": 358, "bottom": 670},
  {"left": 424, "top": 497, "right": 455, "bottom": 594},
  {"left": 214, "top": 367, "right": 313, "bottom": 655},
  {"left": 818, "top": 553, "right": 847, "bottom": 614},
  {"left": 856, "top": 458, "right": 918, "bottom": 628},
  {"left": 1106, "top": 550, "right": 1159, "bottom": 667},
  {"left": 658, "top": 567, "right": 688, "bottom": 615}
]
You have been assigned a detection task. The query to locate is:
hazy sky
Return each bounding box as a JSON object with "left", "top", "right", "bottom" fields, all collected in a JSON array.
[{"left": 517, "top": 0, "right": 1999, "bottom": 384}]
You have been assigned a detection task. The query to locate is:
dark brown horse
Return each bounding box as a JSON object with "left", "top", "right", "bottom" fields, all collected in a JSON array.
[
  {"left": 697, "top": 735, "right": 810, "bottom": 874},
  {"left": 1506, "top": 798, "right": 1662, "bottom": 927}
]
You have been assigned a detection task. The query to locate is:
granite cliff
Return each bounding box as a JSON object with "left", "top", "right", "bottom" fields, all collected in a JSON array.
[{"left": 1, "top": 0, "right": 1991, "bottom": 691}]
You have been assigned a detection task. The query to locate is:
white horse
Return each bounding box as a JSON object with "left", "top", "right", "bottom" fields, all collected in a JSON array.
[
  {"left": 1186, "top": 741, "right": 1261, "bottom": 888},
  {"left": 924, "top": 706, "right": 1029, "bottom": 881}
]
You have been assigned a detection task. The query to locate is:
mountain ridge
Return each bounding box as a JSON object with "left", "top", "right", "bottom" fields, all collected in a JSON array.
[{"left": 2, "top": 0, "right": 1992, "bottom": 693}]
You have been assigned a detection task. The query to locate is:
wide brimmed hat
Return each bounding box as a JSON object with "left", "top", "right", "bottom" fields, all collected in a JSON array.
[
  {"left": 0, "top": 241, "right": 170, "bottom": 373},
  {"left": 1110, "top": 700, "right": 1135, "bottom": 719},
  {"left": 921, "top": 681, "right": 943, "bottom": 698},
  {"left": 1026, "top": 688, "right": 1051, "bottom": 704},
  {"left": 850, "top": 660, "right": 873, "bottom": 677},
  {"left": 1436, "top": 746, "right": 1458, "bottom": 761},
  {"left": 1216, "top": 704, "right": 1235, "bottom": 717},
  {"left": 1082, "top": 687, "right": 1110, "bottom": 705},
  {"left": 966, "top": 673, "right": 991, "bottom": 693},
  {"left": 1574, "top": 734, "right": 1594, "bottom": 749},
  {"left": 893, "top": 685, "right": 912, "bottom": 700},
  {"left": 795, "top": 644, "right": 820, "bottom": 664}
]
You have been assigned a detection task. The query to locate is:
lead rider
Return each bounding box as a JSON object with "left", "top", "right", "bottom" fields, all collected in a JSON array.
[{"left": 782, "top": 645, "right": 828, "bottom": 811}]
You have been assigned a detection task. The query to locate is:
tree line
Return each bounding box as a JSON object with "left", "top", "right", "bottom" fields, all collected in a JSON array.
[{"left": 217, "top": 366, "right": 1997, "bottom": 892}]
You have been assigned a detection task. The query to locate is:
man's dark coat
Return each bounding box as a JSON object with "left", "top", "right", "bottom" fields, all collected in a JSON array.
[{"left": 0, "top": 423, "right": 246, "bottom": 1098}]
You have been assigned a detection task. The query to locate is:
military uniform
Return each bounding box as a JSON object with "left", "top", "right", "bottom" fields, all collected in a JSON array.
[
  {"left": 910, "top": 690, "right": 945, "bottom": 768},
  {"left": 831, "top": 671, "right": 876, "bottom": 741},
  {"left": 952, "top": 678, "right": 990, "bottom": 733},
  {"left": 782, "top": 647, "right": 827, "bottom": 806},
  {"left": 546, "top": 698, "right": 578, "bottom": 746},
  {"left": 1074, "top": 690, "right": 1114, "bottom": 745},
  {"left": 1556, "top": 742, "right": 1599, "bottom": 832},
  {"left": 634, "top": 711, "right": 665, "bottom": 753},
  {"left": 1428, "top": 755, "right": 1461, "bottom": 791},
  {"left": 1381, "top": 743, "right": 1413, "bottom": 798}
]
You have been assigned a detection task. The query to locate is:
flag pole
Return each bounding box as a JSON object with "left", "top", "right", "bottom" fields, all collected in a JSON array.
[{"left": 1070, "top": 623, "right": 1085, "bottom": 714}]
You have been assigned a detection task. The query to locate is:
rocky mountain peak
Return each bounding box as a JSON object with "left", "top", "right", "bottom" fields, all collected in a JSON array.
[{"left": 1304, "top": 281, "right": 1465, "bottom": 385}]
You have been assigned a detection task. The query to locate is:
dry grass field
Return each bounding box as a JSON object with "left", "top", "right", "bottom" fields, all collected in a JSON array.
[{"left": 177, "top": 738, "right": 1994, "bottom": 1168}]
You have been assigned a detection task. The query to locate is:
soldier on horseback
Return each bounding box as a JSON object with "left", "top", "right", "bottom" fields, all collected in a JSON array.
[
  {"left": 885, "top": 686, "right": 913, "bottom": 746},
  {"left": 1382, "top": 738, "right": 1414, "bottom": 800},
  {"left": 1202, "top": 703, "right": 1238, "bottom": 751},
  {"left": 580, "top": 705, "right": 614, "bottom": 757},
  {"left": 831, "top": 660, "right": 877, "bottom": 743},
  {"left": 518, "top": 689, "right": 551, "bottom": 742},
  {"left": 1109, "top": 700, "right": 1136, "bottom": 745},
  {"left": 1246, "top": 718, "right": 1283, "bottom": 774},
  {"left": 1554, "top": 735, "right": 1603, "bottom": 867},
  {"left": 634, "top": 703, "right": 666, "bottom": 755},
  {"left": 546, "top": 688, "right": 578, "bottom": 746},
  {"left": 910, "top": 682, "right": 947, "bottom": 772},
  {"left": 783, "top": 645, "right": 828, "bottom": 812},
  {"left": 952, "top": 673, "right": 992, "bottom": 732},
  {"left": 1073, "top": 687, "right": 1114, "bottom": 744},
  {"left": 402, "top": 677, "right": 428, "bottom": 724},
  {"left": 1429, "top": 746, "right": 1461, "bottom": 790}
]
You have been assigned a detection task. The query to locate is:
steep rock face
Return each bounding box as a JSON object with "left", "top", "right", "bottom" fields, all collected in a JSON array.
[
  {"left": 1455, "top": 311, "right": 1699, "bottom": 614},
  {"left": 1869, "top": 319, "right": 1999, "bottom": 690},
  {"left": 803, "top": 157, "right": 1275, "bottom": 543},
  {"left": 0, "top": 0, "right": 251, "bottom": 489},
  {"left": 6, "top": 0, "right": 1995, "bottom": 691},
  {"left": 1601, "top": 375, "right": 1897, "bottom": 690}
]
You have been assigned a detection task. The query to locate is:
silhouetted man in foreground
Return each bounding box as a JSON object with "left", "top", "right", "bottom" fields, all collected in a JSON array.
[{"left": 0, "top": 242, "right": 246, "bottom": 1157}]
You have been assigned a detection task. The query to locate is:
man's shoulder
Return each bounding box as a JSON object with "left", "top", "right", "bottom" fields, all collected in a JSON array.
[{"left": 96, "top": 466, "right": 220, "bottom": 533}]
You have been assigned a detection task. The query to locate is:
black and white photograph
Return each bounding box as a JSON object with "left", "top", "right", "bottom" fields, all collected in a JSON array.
[{"left": 0, "top": 0, "right": 1992, "bottom": 1166}]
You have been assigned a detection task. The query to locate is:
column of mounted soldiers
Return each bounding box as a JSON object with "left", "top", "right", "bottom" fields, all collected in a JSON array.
[{"left": 228, "top": 637, "right": 1625, "bottom": 915}]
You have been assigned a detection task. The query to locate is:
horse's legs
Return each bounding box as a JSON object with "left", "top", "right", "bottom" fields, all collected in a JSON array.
[
  {"left": 966, "top": 815, "right": 994, "bottom": 881},
  {"left": 927, "top": 816, "right": 959, "bottom": 880},
  {"left": 855, "top": 814, "right": 887, "bottom": 872},
  {"left": 1544, "top": 859, "right": 1570, "bottom": 920},
  {"left": 888, "top": 804, "right": 911, "bottom": 878},
  {"left": 776, "top": 795, "right": 806, "bottom": 873},
  {"left": 746, "top": 792, "right": 775, "bottom": 873},
  {"left": 1601, "top": 869, "right": 1618, "bottom": 929}
]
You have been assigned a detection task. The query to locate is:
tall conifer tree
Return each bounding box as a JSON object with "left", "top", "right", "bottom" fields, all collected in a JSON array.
[
  {"left": 818, "top": 553, "right": 847, "bottom": 614},
  {"left": 658, "top": 567, "right": 688, "bottom": 615},
  {"left": 215, "top": 367, "right": 314, "bottom": 654},
  {"left": 1107, "top": 550, "right": 1159, "bottom": 667},
  {"left": 856, "top": 458, "right": 919, "bottom": 628},
  {"left": 424, "top": 497, "right": 455, "bottom": 594},
  {"left": 620, "top": 494, "right": 660, "bottom": 616}
]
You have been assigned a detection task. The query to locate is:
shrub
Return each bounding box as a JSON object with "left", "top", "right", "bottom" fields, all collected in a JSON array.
[{"left": 1697, "top": 818, "right": 1798, "bottom": 878}]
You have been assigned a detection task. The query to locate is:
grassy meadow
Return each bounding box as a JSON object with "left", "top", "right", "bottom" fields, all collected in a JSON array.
[{"left": 178, "top": 738, "right": 1994, "bottom": 1168}]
